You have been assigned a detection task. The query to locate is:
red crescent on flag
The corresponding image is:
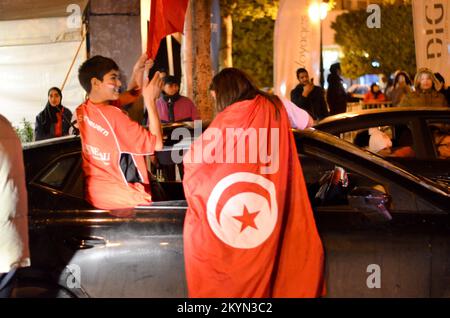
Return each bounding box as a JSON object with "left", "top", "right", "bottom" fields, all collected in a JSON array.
[{"left": 214, "top": 181, "right": 273, "bottom": 225}]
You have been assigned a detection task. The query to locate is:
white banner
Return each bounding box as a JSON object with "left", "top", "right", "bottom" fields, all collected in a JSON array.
[
  {"left": 0, "top": 17, "right": 86, "bottom": 128},
  {"left": 412, "top": 0, "right": 450, "bottom": 83},
  {"left": 274, "top": 0, "right": 320, "bottom": 98}
]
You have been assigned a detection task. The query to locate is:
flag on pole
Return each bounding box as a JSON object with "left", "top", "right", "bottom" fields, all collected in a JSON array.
[
  {"left": 147, "top": 0, "right": 189, "bottom": 59},
  {"left": 412, "top": 0, "right": 450, "bottom": 83},
  {"left": 182, "top": 95, "right": 325, "bottom": 297}
]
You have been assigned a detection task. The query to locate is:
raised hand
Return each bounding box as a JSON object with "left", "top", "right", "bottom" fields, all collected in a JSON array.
[
  {"left": 302, "top": 78, "right": 314, "bottom": 97},
  {"left": 142, "top": 71, "right": 163, "bottom": 101},
  {"left": 131, "top": 53, "right": 154, "bottom": 90}
]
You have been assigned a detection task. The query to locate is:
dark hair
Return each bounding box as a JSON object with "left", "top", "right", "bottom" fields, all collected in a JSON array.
[
  {"left": 330, "top": 62, "right": 341, "bottom": 74},
  {"left": 434, "top": 72, "right": 445, "bottom": 85},
  {"left": 209, "top": 68, "right": 280, "bottom": 116},
  {"left": 78, "top": 55, "right": 119, "bottom": 93},
  {"left": 393, "top": 70, "right": 412, "bottom": 87},
  {"left": 48, "top": 87, "right": 62, "bottom": 98},
  {"left": 370, "top": 83, "right": 379, "bottom": 93},
  {"left": 296, "top": 68, "right": 308, "bottom": 78},
  {"left": 163, "top": 75, "right": 180, "bottom": 85}
]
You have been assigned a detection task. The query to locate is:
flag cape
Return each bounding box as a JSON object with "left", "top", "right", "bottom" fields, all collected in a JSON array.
[{"left": 182, "top": 95, "right": 325, "bottom": 297}]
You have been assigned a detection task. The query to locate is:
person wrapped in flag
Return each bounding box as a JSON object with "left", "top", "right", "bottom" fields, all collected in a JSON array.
[{"left": 182, "top": 68, "right": 325, "bottom": 297}]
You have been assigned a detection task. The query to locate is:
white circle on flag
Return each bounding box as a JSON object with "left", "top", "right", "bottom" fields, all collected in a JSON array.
[{"left": 206, "top": 172, "right": 278, "bottom": 249}]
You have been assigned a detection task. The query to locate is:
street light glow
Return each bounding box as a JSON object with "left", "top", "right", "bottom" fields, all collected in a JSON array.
[
  {"left": 308, "top": 1, "right": 329, "bottom": 88},
  {"left": 308, "top": 2, "right": 329, "bottom": 22}
]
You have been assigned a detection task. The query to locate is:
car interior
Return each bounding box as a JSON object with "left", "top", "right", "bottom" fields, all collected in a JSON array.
[
  {"left": 31, "top": 146, "right": 390, "bottom": 216},
  {"left": 343, "top": 124, "right": 416, "bottom": 158},
  {"left": 427, "top": 121, "right": 450, "bottom": 160}
]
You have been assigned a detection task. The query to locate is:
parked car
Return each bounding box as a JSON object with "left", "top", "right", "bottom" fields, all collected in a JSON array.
[
  {"left": 15, "top": 126, "right": 450, "bottom": 298},
  {"left": 315, "top": 107, "right": 450, "bottom": 184}
]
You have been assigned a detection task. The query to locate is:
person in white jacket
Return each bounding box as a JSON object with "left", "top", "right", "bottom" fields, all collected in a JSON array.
[{"left": 0, "top": 114, "right": 30, "bottom": 298}]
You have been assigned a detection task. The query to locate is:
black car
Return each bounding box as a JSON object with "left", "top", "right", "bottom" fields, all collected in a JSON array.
[
  {"left": 315, "top": 107, "right": 450, "bottom": 183},
  {"left": 15, "top": 127, "right": 450, "bottom": 298}
]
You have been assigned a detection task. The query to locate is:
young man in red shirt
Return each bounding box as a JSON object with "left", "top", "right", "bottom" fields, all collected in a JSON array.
[{"left": 76, "top": 55, "right": 163, "bottom": 209}]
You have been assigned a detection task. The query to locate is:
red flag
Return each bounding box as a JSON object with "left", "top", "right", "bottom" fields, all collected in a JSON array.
[
  {"left": 182, "top": 95, "right": 325, "bottom": 297},
  {"left": 147, "top": 0, "right": 189, "bottom": 60}
]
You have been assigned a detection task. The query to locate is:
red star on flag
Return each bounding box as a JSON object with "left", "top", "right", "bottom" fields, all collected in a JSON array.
[{"left": 233, "top": 206, "right": 260, "bottom": 233}]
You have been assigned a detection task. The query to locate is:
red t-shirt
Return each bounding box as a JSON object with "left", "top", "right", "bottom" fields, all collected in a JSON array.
[{"left": 76, "top": 99, "right": 156, "bottom": 209}]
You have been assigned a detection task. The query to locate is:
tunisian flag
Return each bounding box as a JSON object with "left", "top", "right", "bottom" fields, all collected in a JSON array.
[
  {"left": 182, "top": 95, "right": 325, "bottom": 297},
  {"left": 147, "top": 0, "right": 189, "bottom": 59}
]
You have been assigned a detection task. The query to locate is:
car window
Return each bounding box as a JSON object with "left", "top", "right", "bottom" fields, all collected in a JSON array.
[
  {"left": 340, "top": 124, "right": 416, "bottom": 158},
  {"left": 65, "top": 162, "right": 84, "bottom": 199},
  {"left": 38, "top": 155, "right": 77, "bottom": 189},
  {"left": 427, "top": 120, "right": 450, "bottom": 160},
  {"left": 300, "top": 153, "right": 388, "bottom": 209}
]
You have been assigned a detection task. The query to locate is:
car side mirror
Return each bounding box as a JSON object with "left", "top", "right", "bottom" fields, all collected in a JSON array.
[{"left": 348, "top": 186, "right": 392, "bottom": 222}]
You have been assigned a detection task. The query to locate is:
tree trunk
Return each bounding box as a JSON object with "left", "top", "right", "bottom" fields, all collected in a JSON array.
[
  {"left": 188, "top": 0, "right": 214, "bottom": 122},
  {"left": 219, "top": 14, "right": 233, "bottom": 69},
  {"left": 182, "top": 0, "right": 194, "bottom": 100}
]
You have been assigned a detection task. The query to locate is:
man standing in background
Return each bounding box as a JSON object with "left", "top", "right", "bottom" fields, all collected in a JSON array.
[{"left": 291, "top": 68, "right": 329, "bottom": 121}]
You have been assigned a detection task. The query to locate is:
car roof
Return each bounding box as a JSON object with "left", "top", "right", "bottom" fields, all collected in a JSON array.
[
  {"left": 315, "top": 107, "right": 450, "bottom": 129},
  {"left": 22, "top": 135, "right": 80, "bottom": 150}
]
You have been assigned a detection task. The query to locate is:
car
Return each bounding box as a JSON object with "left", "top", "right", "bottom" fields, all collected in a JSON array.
[
  {"left": 14, "top": 126, "right": 450, "bottom": 298},
  {"left": 315, "top": 107, "right": 450, "bottom": 184}
]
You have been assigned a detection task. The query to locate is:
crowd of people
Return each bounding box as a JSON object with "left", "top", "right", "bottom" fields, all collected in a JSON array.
[
  {"left": 290, "top": 63, "right": 449, "bottom": 123},
  {"left": 1, "top": 53, "right": 324, "bottom": 298},
  {"left": 1, "top": 52, "right": 449, "bottom": 298}
]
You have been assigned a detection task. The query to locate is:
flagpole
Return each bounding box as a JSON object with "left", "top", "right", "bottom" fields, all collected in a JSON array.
[
  {"left": 166, "top": 35, "right": 174, "bottom": 75},
  {"left": 61, "top": 27, "right": 86, "bottom": 91}
]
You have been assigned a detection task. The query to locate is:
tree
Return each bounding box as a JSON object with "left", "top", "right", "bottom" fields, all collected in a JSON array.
[
  {"left": 219, "top": 0, "right": 279, "bottom": 87},
  {"left": 331, "top": 3, "right": 415, "bottom": 79},
  {"left": 14, "top": 118, "right": 34, "bottom": 143},
  {"left": 232, "top": 17, "right": 276, "bottom": 87},
  {"left": 185, "top": 0, "right": 214, "bottom": 121}
]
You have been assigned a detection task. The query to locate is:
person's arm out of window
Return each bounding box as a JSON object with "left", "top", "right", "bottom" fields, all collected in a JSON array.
[{"left": 281, "top": 98, "right": 313, "bottom": 129}]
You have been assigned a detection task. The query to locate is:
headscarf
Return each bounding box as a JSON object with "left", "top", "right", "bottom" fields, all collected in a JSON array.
[{"left": 38, "top": 87, "right": 63, "bottom": 133}]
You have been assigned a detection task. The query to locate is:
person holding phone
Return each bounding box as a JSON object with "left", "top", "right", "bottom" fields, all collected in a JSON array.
[{"left": 290, "top": 68, "right": 329, "bottom": 121}]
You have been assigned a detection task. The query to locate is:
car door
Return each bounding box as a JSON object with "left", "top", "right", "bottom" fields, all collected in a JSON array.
[
  {"left": 297, "top": 133, "right": 450, "bottom": 297},
  {"left": 26, "top": 152, "right": 188, "bottom": 298},
  {"left": 29, "top": 204, "right": 187, "bottom": 298}
]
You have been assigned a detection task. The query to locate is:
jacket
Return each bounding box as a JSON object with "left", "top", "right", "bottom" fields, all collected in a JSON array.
[
  {"left": 290, "top": 85, "right": 329, "bottom": 120},
  {"left": 35, "top": 105, "right": 73, "bottom": 141},
  {"left": 398, "top": 89, "right": 448, "bottom": 108},
  {"left": 0, "top": 114, "right": 30, "bottom": 273}
]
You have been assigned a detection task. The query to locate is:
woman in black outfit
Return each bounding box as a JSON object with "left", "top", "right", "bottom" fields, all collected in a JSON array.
[{"left": 35, "top": 87, "right": 73, "bottom": 141}]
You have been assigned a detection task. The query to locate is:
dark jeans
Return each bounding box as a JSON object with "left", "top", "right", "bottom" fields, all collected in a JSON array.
[{"left": 0, "top": 269, "right": 16, "bottom": 298}]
